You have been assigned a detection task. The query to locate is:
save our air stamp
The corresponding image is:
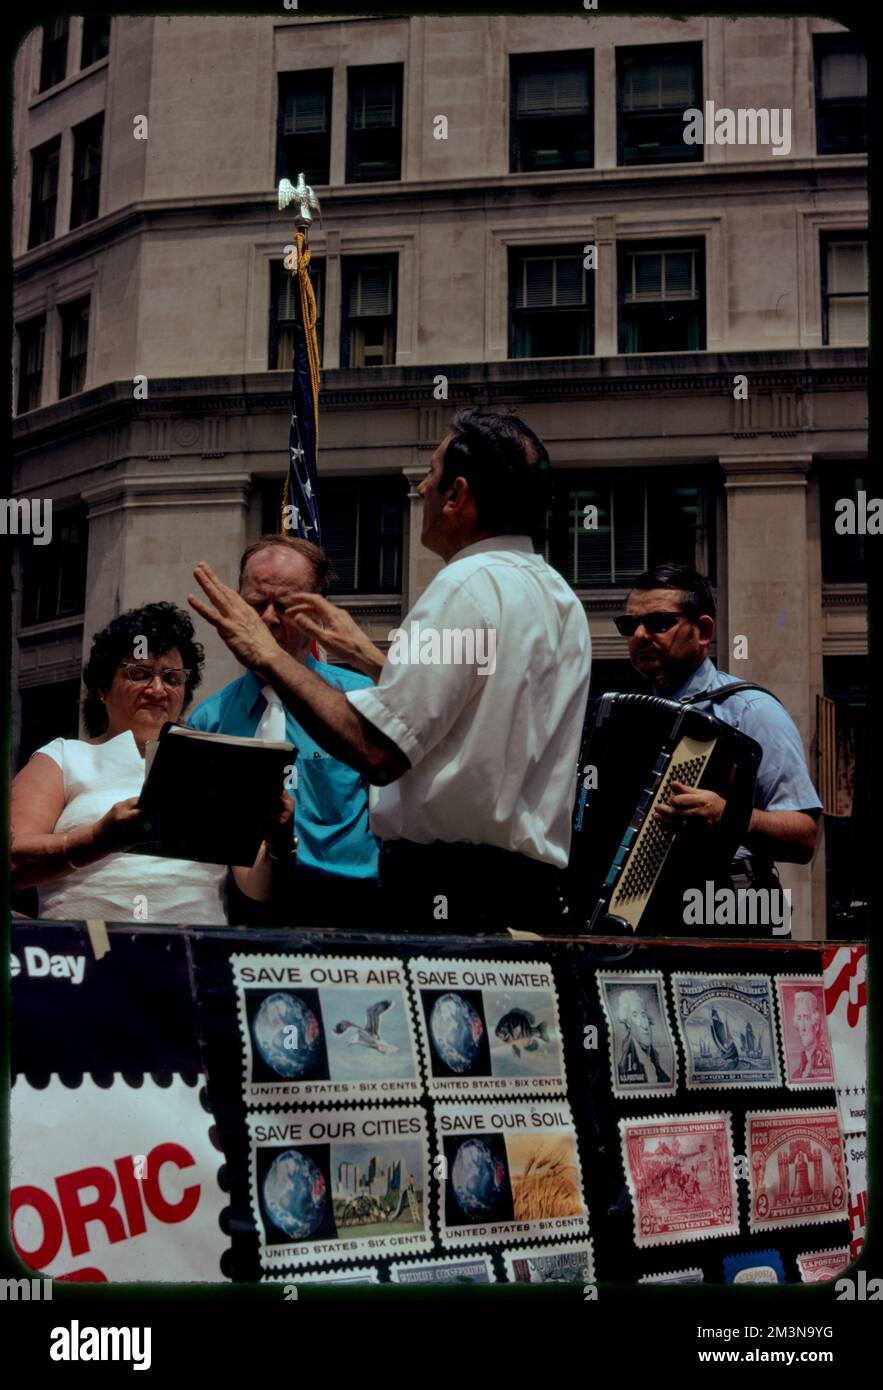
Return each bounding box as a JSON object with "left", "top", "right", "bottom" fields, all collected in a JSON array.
[{"left": 232, "top": 954, "right": 421, "bottom": 1105}]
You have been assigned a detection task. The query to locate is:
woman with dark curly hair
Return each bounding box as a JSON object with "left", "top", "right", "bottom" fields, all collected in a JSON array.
[{"left": 11, "top": 602, "right": 292, "bottom": 924}]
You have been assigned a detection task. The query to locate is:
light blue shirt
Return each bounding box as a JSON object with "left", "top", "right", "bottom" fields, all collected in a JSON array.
[{"left": 187, "top": 659, "right": 379, "bottom": 880}]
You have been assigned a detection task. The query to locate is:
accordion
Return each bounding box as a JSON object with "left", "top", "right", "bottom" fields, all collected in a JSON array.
[{"left": 566, "top": 692, "right": 762, "bottom": 934}]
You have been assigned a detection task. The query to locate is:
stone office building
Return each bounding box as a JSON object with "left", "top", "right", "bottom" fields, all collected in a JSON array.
[{"left": 11, "top": 13, "right": 868, "bottom": 935}]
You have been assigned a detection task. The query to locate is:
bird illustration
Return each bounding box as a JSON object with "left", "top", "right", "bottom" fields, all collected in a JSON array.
[{"left": 333, "top": 1000, "right": 398, "bottom": 1053}]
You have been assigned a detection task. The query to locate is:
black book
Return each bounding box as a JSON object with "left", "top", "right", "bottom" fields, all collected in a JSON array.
[{"left": 131, "top": 722, "right": 296, "bottom": 866}]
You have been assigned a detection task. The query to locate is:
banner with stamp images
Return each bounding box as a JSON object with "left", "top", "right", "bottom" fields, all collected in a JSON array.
[
  {"left": 233, "top": 954, "right": 421, "bottom": 1105},
  {"left": 672, "top": 973, "right": 781, "bottom": 1090},
  {"left": 596, "top": 970, "right": 678, "bottom": 1100},
  {"left": 409, "top": 957, "right": 565, "bottom": 1098},
  {"left": 248, "top": 1107, "right": 432, "bottom": 1270},
  {"left": 435, "top": 1100, "right": 589, "bottom": 1248}
]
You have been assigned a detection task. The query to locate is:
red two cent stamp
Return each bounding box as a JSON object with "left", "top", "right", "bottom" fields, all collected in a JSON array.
[
  {"left": 775, "top": 977, "right": 835, "bottom": 1089},
  {"left": 746, "top": 1109, "right": 847, "bottom": 1233},
  {"left": 619, "top": 1113, "right": 739, "bottom": 1248}
]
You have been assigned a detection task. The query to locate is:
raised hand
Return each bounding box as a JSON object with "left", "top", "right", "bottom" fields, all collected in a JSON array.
[
  {"left": 188, "top": 563, "right": 280, "bottom": 674},
  {"left": 285, "top": 592, "right": 386, "bottom": 680}
]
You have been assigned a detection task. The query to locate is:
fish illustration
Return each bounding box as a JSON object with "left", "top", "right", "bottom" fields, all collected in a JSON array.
[{"left": 495, "top": 1009, "right": 550, "bottom": 1058}]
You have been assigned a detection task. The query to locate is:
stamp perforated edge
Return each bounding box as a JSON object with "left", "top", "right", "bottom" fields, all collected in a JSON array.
[
  {"left": 231, "top": 952, "right": 424, "bottom": 1108},
  {"left": 671, "top": 972, "right": 782, "bottom": 1091},
  {"left": 407, "top": 956, "right": 567, "bottom": 1099},
  {"left": 773, "top": 974, "right": 836, "bottom": 1091},
  {"left": 795, "top": 1247, "right": 852, "bottom": 1283},
  {"left": 502, "top": 1238, "right": 595, "bottom": 1285},
  {"left": 745, "top": 1106, "right": 848, "bottom": 1234},
  {"left": 618, "top": 1110, "right": 739, "bottom": 1249},
  {"left": 388, "top": 1252, "right": 497, "bottom": 1284},
  {"left": 261, "top": 1267, "right": 381, "bottom": 1286},
  {"left": 595, "top": 969, "right": 678, "bottom": 1100},
  {"left": 638, "top": 1266, "right": 704, "bottom": 1284},
  {"left": 433, "top": 1099, "right": 589, "bottom": 1250},
  {"left": 248, "top": 1105, "right": 433, "bottom": 1271}
]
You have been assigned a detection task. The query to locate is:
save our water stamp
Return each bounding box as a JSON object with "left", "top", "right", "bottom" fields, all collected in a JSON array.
[
  {"left": 248, "top": 1107, "right": 432, "bottom": 1270},
  {"left": 503, "top": 1240, "right": 595, "bottom": 1285},
  {"left": 389, "top": 1254, "right": 496, "bottom": 1285},
  {"left": 672, "top": 974, "right": 781, "bottom": 1089},
  {"left": 619, "top": 1112, "right": 739, "bottom": 1248},
  {"left": 232, "top": 954, "right": 420, "bottom": 1105},
  {"left": 434, "top": 1100, "right": 589, "bottom": 1249},
  {"left": 408, "top": 957, "right": 565, "bottom": 1098},
  {"left": 596, "top": 971, "right": 677, "bottom": 1099}
]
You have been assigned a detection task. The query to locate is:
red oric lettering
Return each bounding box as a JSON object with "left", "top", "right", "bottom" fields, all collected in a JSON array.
[
  {"left": 10, "top": 1184, "right": 64, "bottom": 1268},
  {"left": 56, "top": 1164, "right": 128, "bottom": 1257},
  {"left": 142, "top": 1143, "right": 200, "bottom": 1224}
]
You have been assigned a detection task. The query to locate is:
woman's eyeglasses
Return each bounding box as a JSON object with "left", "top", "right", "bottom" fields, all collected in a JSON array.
[
  {"left": 613, "top": 611, "right": 686, "bottom": 638},
  {"left": 118, "top": 662, "right": 190, "bottom": 688}
]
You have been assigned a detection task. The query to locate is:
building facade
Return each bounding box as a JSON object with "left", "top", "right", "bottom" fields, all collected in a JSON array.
[{"left": 11, "top": 13, "right": 869, "bottom": 936}]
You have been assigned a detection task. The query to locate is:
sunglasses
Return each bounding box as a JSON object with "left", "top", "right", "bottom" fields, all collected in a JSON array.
[{"left": 613, "top": 611, "right": 687, "bottom": 638}]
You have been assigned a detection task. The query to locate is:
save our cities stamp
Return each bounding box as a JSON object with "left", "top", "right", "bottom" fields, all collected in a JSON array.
[
  {"left": 434, "top": 1101, "right": 589, "bottom": 1248},
  {"left": 672, "top": 974, "right": 781, "bottom": 1089},
  {"left": 746, "top": 1109, "right": 848, "bottom": 1234},
  {"left": 232, "top": 954, "right": 420, "bottom": 1105},
  {"left": 619, "top": 1113, "right": 739, "bottom": 1248},
  {"left": 596, "top": 971, "right": 677, "bottom": 1099},
  {"left": 247, "top": 1107, "right": 431, "bottom": 1269},
  {"left": 408, "top": 958, "right": 565, "bottom": 1098},
  {"left": 775, "top": 976, "right": 835, "bottom": 1090}
]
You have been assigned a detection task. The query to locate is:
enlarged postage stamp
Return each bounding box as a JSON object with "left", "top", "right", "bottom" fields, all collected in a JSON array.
[
  {"left": 746, "top": 1109, "right": 847, "bottom": 1234},
  {"left": 248, "top": 1107, "right": 431, "bottom": 1269},
  {"left": 233, "top": 954, "right": 420, "bottom": 1105},
  {"left": 775, "top": 976, "right": 835, "bottom": 1090},
  {"left": 638, "top": 1267, "right": 704, "bottom": 1285},
  {"left": 796, "top": 1248, "right": 851, "bottom": 1284},
  {"left": 503, "top": 1240, "right": 595, "bottom": 1285},
  {"left": 619, "top": 1113, "right": 739, "bottom": 1248},
  {"left": 672, "top": 974, "right": 781, "bottom": 1089},
  {"left": 408, "top": 958, "right": 565, "bottom": 1098},
  {"left": 389, "top": 1254, "right": 496, "bottom": 1285},
  {"left": 597, "top": 971, "right": 677, "bottom": 1099},
  {"left": 435, "top": 1101, "right": 589, "bottom": 1248}
]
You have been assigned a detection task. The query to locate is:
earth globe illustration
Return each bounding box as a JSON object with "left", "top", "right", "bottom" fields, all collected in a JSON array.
[
  {"left": 253, "top": 992, "right": 322, "bottom": 1078},
  {"left": 429, "top": 993, "right": 484, "bottom": 1073},
  {"left": 451, "top": 1138, "right": 508, "bottom": 1218},
  {"left": 263, "top": 1149, "right": 327, "bottom": 1240}
]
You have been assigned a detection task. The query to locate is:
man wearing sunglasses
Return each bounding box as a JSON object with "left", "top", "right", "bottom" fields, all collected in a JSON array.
[{"left": 617, "top": 562, "right": 821, "bottom": 880}]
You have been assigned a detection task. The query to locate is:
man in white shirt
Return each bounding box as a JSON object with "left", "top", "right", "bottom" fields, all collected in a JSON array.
[{"left": 189, "top": 411, "right": 592, "bottom": 930}]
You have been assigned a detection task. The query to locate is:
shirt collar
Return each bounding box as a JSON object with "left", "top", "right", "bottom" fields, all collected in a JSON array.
[
  {"left": 243, "top": 656, "right": 317, "bottom": 717},
  {"left": 447, "top": 534, "right": 535, "bottom": 565},
  {"left": 668, "top": 657, "right": 717, "bottom": 703}
]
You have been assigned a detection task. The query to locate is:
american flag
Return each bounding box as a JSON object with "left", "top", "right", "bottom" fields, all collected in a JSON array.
[{"left": 282, "top": 229, "right": 321, "bottom": 545}]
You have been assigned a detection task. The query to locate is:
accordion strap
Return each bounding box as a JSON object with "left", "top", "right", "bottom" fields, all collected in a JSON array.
[{"left": 680, "top": 680, "right": 784, "bottom": 708}]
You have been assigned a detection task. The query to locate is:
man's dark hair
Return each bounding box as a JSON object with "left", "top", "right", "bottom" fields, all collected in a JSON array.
[
  {"left": 82, "top": 602, "right": 205, "bottom": 736},
  {"left": 440, "top": 409, "right": 551, "bottom": 537},
  {"left": 630, "top": 563, "right": 716, "bottom": 623}
]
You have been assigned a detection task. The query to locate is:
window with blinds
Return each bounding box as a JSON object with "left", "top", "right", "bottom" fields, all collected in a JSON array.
[
  {"left": 59, "top": 298, "right": 90, "bottom": 399},
  {"left": 277, "top": 71, "right": 333, "bottom": 186},
  {"left": 347, "top": 65, "right": 403, "bottom": 181},
  {"left": 71, "top": 114, "right": 103, "bottom": 230},
  {"left": 16, "top": 316, "right": 45, "bottom": 415},
  {"left": 268, "top": 258, "right": 324, "bottom": 370},
  {"left": 814, "top": 35, "right": 868, "bottom": 154},
  {"left": 342, "top": 257, "right": 397, "bottom": 367},
  {"left": 618, "top": 240, "right": 705, "bottom": 352},
  {"left": 510, "top": 52, "right": 593, "bottom": 171},
  {"left": 510, "top": 247, "right": 593, "bottom": 358},
  {"left": 39, "top": 18, "right": 69, "bottom": 92},
  {"left": 28, "top": 136, "right": 60, "bottom": 250},
  {"left": 823, "top": 237, "right": 868, "bottom": 345},
  {"left": 617, "top": 43, "right": 702, "bottom": 166}
]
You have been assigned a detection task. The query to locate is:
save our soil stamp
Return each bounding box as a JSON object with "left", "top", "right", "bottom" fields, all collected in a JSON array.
[
  {"left": 233, "top": 954, "right": 421, "bottom": 1105},
  {"left": 597, "top": 970, "right": 677, "bottom": 1099},
  {"left": 619, "top": 1113, "right": 739, "bottom": 1248},
  {"left": 389, "top": 1254, "right": 496, "bottom": 1285},
  {"left": 434, "top": 1101, "right": 589, "bottom": 1248},
  {"left": 746, "top": 1109, "right": 848, "bottom": 1234},
  {"left": 503, "top": 1240, "right": 595, "bottom": 1285},
  {"left": 672, "top": 974, "right": 781, "bottom": 1089},
  {"left": 408, "top": 958, "right": 565, "bottom": 1098},
  {"left": 248, "top": 1107, "right": 432, "bottom": 1270},
  {"left": 775, "top": 976, "right": 836, "bottom": 1089}
]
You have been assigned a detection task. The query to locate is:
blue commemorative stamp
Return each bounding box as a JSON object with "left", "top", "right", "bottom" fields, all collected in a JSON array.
[{"left": 672, "top": 974, "right": 781, "bottom": 1090}]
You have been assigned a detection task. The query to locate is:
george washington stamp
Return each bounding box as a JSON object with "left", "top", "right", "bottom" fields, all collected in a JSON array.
[
  {"left": 775, "top": 977, "right": 835, "bottom": 1089},
  {"left": 619, "top": 1112, "right": 739, "bottom": 1248},
  {"left": 746, "top": 1109, "right": 847, "bottom": 1234},
  {"left": 796, "top": 1248, "right": 851, "bottom": 1284},
  {"left": 672, "top": 974, "right": 780, "bottom": 1089},
  {"left": 597, "top": 971, "right": 677, "bottom": 1099}
]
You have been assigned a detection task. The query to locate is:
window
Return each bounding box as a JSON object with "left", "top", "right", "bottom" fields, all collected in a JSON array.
[
  {"left": 341, "top": 256, "right": 397, "bottom": 367},
  {"left": 70, "top": 114, "right": 103, "bottom": 229},
  {"left": 347, "top": 64, "right": 403, "bottom": 182},
  {"left": 277, "top": 70, "right": 333, "bottom": 188},
  {"left": 39, "top": 18, "right": 69, "bottom": 91},
  {"left": 269, "top": 257, "right": 324, "bottom": 369},
  {"left": 59, "top": 297, "right": 90, "bottom": 398},
  {"left": 510, "top": 246, "right": 593, "bottom": 357},
  {"left": 822, "top": 236, "right": 867, "bottom": 345},
  {"left": 18, "top": 680, "right": 82, "bottom": 770},
  {"left": 820, "top": 465, "right": 869, "bottom": 583},
  {"left": 814, "top": 34, "right": 867, "bottom": 155},
  {"left": 617, "top": 43, "right": 702, "bottom": 165},
  {"left": 81, "top": 16, "right": 111, "bottom": 69},
  {"left": 16, "top": 316, "right": 46, "bottom": 415},
  {"left": 20, "top": 506, "right": 88, "bottom": 626},
  {"left": 28, "top": 136, "right": 61, "bottom": 249},
  {"left": 510, "top": 51, "right": 593, "bottom": 172},
  {"left": 261, "top": 476, "right": 406, "bottom": 594},
  {"left": 547, "top": 473, "right": 712, "bottom": 588},
  {"left": 618, "top": 241, "right": 705, "bottom": 352}
]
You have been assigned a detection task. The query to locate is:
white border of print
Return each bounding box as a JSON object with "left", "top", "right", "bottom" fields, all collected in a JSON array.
[
  {"left": 503, "top": 1239, "right": 595, "bottom": 1285},
  {"left": 389, "top": 1253, "right": 496, "bottom": 1285},
  {"left": 596, "top": 970, "right": 678, "bottom": 1100},
  {"left": 672, "top": 973, "right": 782, "bottom": 1090}
]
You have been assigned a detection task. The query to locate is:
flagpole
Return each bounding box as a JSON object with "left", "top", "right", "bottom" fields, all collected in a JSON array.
[{"left": 277, "top": 173, "right": 322, "bottom": 543}]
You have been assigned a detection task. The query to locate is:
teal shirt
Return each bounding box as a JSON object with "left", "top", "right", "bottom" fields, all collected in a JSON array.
[{"left": 187, "top": 660, "right": 379, "bottom": 880}]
